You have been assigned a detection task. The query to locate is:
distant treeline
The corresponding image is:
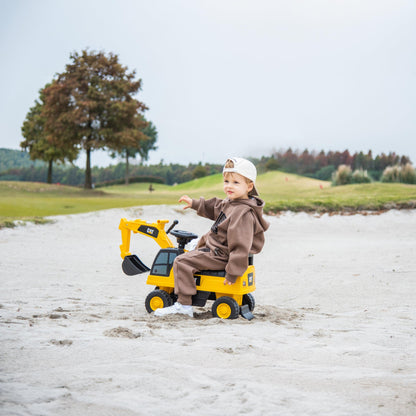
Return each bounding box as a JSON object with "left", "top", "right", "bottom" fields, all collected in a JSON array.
[
  {"left": 0, "top": 148, "right": 412, "bottom": 185},
  {"left": 254, "top": 149, "right": 412, "bottom": 181},
  {"left": 0, "top": 149, "right": 223, "bottom": 186},
  {"left": 0, "top": 148, "right": 46, "bottom": 171}
]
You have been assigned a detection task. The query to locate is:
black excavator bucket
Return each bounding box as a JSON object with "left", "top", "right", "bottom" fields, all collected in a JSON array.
[
  {"left": 240, "top": 305, "right": 254, "bottom": 320},
  {"left": 122, "top": 255, "right": 150, "bottom": 275}
]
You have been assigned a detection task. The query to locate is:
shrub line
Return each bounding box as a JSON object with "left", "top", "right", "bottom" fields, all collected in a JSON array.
[{"left": 266, "top": 201, "right": 416, "bottom": 216}]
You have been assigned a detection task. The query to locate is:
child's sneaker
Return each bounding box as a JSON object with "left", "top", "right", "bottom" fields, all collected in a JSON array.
[{"left": 154, "top": 302, "right": 194, "bottom": 318}]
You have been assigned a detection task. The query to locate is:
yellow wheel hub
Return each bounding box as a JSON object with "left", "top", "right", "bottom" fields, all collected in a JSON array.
[
  {"left": 150, "top": 296, "right": 164, "bottom": 311},
  {"left": 217, "top": 303, "right": 232, "bottom": 319}
]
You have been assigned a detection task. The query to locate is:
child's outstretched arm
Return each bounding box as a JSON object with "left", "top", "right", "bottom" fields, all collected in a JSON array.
[{"left": 179, "top": 195, "right": 192, "bottom": 209}]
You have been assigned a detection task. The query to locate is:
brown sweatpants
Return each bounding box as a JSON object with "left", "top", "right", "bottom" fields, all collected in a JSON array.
[{"left": 173, "top": 249, "right": 228, "bottom": 305}]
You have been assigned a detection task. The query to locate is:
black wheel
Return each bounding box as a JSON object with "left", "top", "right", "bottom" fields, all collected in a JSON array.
[
  {"left": 212, "top": 296, "right": 239, "bottom": 319},
  {"left": 242, "top": 293, "right": 255, "bottom": 311},
  {"left": 145, "top": 290, "right": 173, "bottom": 313}
]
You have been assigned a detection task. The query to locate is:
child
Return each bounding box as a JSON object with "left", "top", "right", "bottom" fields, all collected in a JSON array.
[{"left": 154, "top": 157, "right": 269, "bottom": 317}]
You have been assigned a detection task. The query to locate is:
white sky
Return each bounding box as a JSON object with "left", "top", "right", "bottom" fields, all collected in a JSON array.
[{"left": 0, "top": 0, "right": 415, "bottom": 167}]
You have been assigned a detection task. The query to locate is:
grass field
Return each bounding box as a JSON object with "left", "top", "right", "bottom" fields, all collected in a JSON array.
[{"left": 1, "top": 172, "right": 416, "bottom": 228}]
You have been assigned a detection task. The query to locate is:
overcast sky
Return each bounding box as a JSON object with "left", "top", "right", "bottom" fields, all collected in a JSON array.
[{"left": 1, "top": 0, "right": 415, "bottom": 167}]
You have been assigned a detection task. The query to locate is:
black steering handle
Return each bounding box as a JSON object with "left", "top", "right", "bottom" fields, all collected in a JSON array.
[
  {"left": 166, "top": 220, "right": 179, "bottom": 234},
  {"left": 170, "top": 229, "right": 198, "bottom": 240}
]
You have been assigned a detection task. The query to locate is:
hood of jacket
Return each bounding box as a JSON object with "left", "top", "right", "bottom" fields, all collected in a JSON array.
[{"left": 227, "top": 196, "right": 270, "bottom": 233}]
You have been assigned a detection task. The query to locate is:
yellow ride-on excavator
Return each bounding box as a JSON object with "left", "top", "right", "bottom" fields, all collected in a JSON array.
[{"left": 119, "top": 218, "right": 256, "bottom": 320}]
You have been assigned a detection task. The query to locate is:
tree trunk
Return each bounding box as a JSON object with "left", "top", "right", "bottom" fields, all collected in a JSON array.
[
  {"left": 47, "top": 160, "right": 53, "bottom": 184},
  {"left": 125, "top": 153, "right": 130, "bottom": 185},
  {"left": 85, "top": 147, "right": 92, "bottom": 189}
]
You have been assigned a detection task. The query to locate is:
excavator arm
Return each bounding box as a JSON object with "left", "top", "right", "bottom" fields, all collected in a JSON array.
[{"left": 119, "top": 218, "right": 175, "bottom": 259}]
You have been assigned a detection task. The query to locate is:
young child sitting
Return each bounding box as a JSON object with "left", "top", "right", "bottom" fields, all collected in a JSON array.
[{"left": 154, "top": 157, "right": 269, "bottom": 317}]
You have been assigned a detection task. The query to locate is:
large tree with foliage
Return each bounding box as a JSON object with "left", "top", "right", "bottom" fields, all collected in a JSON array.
[
  {"left": 21, "top": 85, "right": 77, "bottom": 183},
  {"left": 42, "top": 49, "right": 149, "bottom": 188}
]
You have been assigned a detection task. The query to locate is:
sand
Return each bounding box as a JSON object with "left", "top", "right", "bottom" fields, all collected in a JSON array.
[{"left": 1, "top": 206, "right": 415, "bottom": 416}]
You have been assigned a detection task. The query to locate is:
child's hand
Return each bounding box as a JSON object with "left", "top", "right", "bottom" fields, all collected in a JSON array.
[
  {"left": 223, "top": 279, "right": 234, "bottom": 286},
  {"left": 179, "top": 195, "right": 192, "bottom": 209}
]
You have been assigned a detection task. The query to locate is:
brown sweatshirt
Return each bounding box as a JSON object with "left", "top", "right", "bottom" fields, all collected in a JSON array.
[{"left": 191, "top": 196, "right": 270, "bottom": 282}]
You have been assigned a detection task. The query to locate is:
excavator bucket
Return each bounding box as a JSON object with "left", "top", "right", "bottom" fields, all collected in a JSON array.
[
  {"left": 240, "top": 305, "right": 254, "bottom": 320},
  {"left": 122, "top": 255, "right": 150, "bottom": 275}
]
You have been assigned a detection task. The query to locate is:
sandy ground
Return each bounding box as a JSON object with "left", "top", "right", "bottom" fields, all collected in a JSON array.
[{"left": 0, "top": 205, "right": 415, "bottom": 416}]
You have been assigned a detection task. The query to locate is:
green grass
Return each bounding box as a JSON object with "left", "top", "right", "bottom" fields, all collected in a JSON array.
[{"left": 1, "top": 173, "right": 416, "bottom": 228}]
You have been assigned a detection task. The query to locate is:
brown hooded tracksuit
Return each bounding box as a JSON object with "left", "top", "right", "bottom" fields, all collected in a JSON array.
[{"left": 173, "top": 196, "right": 270, "bottom": 305}]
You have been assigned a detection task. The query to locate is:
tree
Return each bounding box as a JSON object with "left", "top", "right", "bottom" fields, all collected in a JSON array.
[
  {"left": 298, "top": 149, "right": 316, "bottom": 173},
  {"left": 315, "top": 150, "right": 328, "bottom": 169},
  {"left": 265, "top": 157, "right": 279, "bottom": 171},
  {"left": 42, "top": 49, "right": 148, "bottom": 188},
  {"left": 113, "top": 115, "right": 158, "bottom": 184},
  {"left": 21, "top": 85, "right": 77, "bottom": 183},
  {"left": 340, "top": 149, "right": 353, "bottom": 166},
  {"left": 192, "top": 164, "right": 207, "bottom": 179},
  {"left": 353, "top": 151, "right": 367, "bottom": 170},
  {"left": 139, "top": 119, "right": 158, "bottom": 161}
]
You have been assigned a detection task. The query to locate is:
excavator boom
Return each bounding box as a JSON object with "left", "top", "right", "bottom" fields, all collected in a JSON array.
[{"left": 119, "top": 218, "right": 175, "bottom": 258}]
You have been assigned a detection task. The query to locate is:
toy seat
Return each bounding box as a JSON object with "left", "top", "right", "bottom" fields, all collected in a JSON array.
[{"left": 197, "top": 254, "right": 253, "bottom": 277}]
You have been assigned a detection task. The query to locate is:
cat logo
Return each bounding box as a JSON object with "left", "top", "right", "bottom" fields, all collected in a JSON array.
[{"left": 137, "top": 225, "right": 159, "bottom": 238}]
